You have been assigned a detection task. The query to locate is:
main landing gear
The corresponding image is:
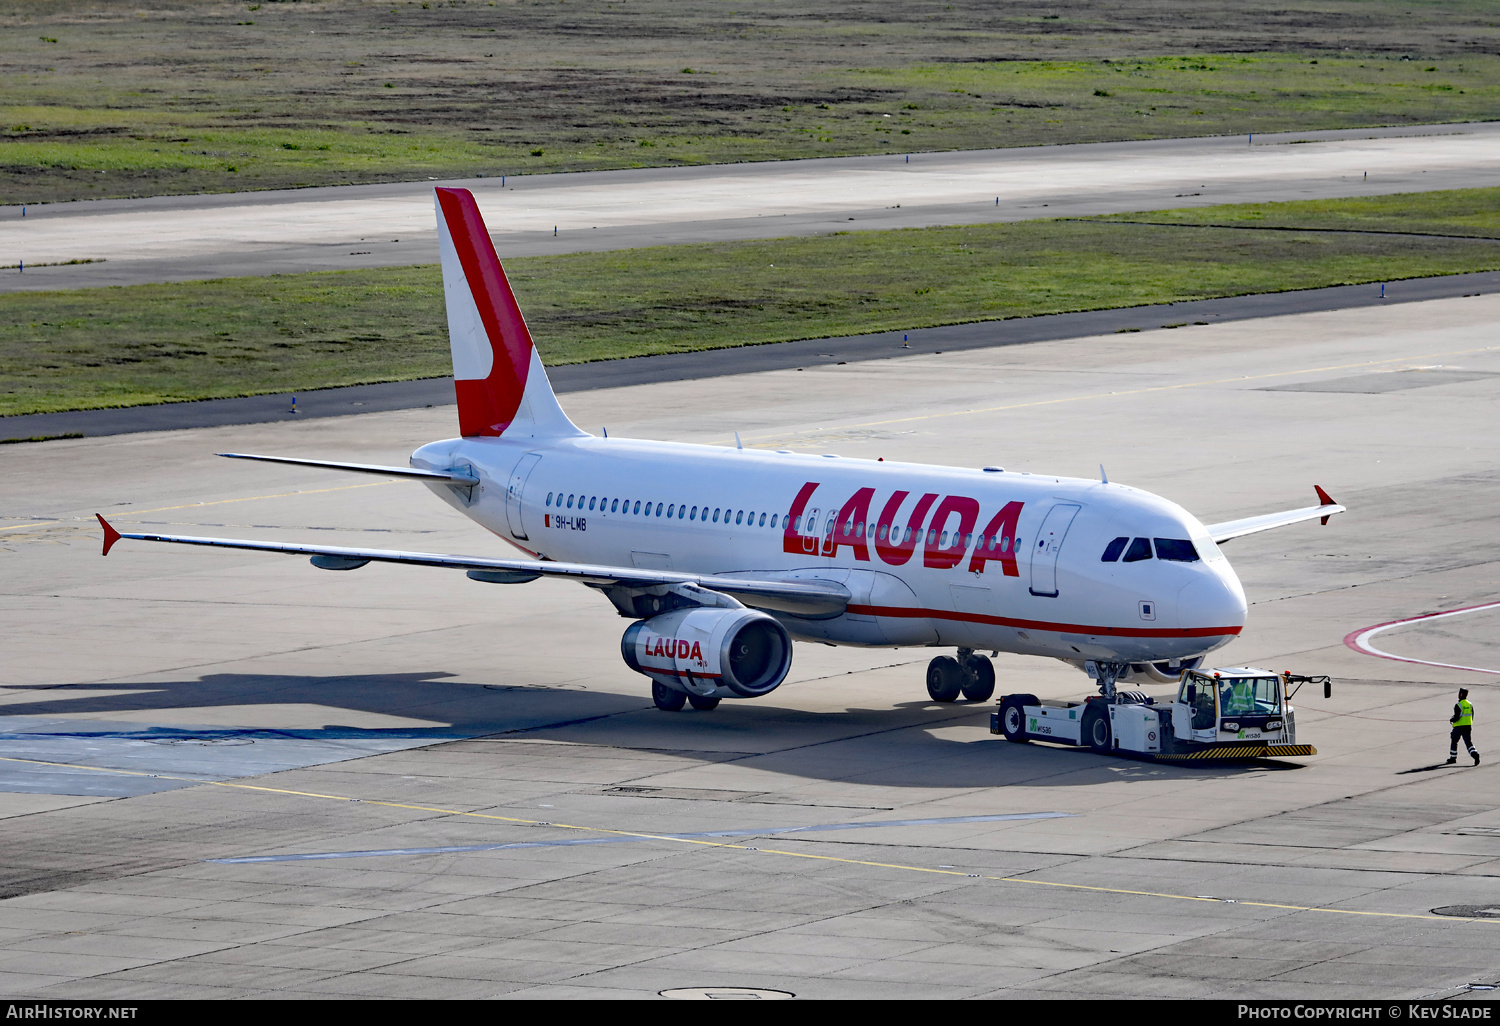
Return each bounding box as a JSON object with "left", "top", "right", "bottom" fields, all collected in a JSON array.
[
  {"left": 651, "top": 681, "right": 721, "bottom": 712},
  {"left": 926, "top": 648, "right": 996, "bottom": 703}
]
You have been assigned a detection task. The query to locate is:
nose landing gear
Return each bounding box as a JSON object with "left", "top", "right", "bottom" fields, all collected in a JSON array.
[{"left": 926, "top": 649, "right": 996, "bottom": 703}]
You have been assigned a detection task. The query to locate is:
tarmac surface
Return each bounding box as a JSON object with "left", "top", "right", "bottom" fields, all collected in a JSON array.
[
  {"left": 2, "top": 293, "right": 1499, "bottom": 998},
  {"left": 4, "top": 121, "right": 1500, "bottom": 292}
]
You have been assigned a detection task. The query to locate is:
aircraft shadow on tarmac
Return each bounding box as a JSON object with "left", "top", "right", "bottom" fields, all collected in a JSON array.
[{"left": 0, "top": 671, "right": 1298, "bottom": 789}]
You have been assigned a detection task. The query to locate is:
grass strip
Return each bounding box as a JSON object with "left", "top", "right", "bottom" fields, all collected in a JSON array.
[
  {"left": 4, "top": 187, "right": 1500, "bottom": 418},
  {"left": 5, "top": 0, "right": 1500, "bottom": 203}
]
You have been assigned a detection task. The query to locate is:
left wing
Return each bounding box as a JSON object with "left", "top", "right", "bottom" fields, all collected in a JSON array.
[
  {"left": 95, "top": 515, "right": 849, "bottom": 618},
  {"left": 1204, "top": 486, "right": 1346, "bottom": 544}
]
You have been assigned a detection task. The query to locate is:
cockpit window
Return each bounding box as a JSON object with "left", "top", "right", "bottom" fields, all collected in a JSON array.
[
  {"left": 1122, "top": 537, "right": 1153, "bottom": 562},
  {"left": 1153, "top": 538, "right": 1200, "bottom": 562},
  {"left": 1101, "top": 537, "right": 1128, "bottom": 562}
]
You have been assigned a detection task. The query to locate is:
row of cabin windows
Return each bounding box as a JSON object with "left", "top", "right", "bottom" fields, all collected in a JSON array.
[
  {"left": 1100, "top": 536, "right": 1200, "bottom": 563},
  {"left": 545, "top": 492, "right": 780, "bottom": 528},
  {"left": 540, "top": 492, "right": 1018, "bottom": 553}
]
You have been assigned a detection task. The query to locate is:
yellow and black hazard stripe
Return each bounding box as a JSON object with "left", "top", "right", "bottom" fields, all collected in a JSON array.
[{"left": 1155, "top": 744, "right": 1317, "bottom": 761}]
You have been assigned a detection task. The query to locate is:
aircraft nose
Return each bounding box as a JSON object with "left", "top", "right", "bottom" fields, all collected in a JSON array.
[{"left": 1177, "top": 564, "right": 1247, "bottom": 632}]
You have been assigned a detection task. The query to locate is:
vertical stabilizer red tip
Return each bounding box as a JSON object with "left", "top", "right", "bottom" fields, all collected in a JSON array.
[
  {"left": 96, "top": 514, "right": 121, "bottom": 556},
  {"left": 434, "top": 187, "right": 533, "bottom": 438}
]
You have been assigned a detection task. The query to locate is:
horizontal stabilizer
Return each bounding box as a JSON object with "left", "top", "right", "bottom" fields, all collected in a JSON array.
[
  {"left": 94, "top": 521, "right": 850, "bottom": 617},
  {"left": 218, "top": 453, "right": 479, "bottom": 486},
  {"left": 1206, "top": 486, "right": 1346, "bottom": 544}
]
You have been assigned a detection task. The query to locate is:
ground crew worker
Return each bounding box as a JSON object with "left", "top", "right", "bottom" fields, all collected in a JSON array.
[{"left": 1447, "top": 688, "right": 1479, "bottom": 766}]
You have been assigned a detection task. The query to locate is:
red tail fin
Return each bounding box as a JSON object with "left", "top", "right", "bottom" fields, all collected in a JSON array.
[{"left": 434, "top": 187, "right": 534, "bottom": 437}]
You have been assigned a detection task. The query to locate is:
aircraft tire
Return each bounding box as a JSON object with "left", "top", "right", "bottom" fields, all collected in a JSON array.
[
  {"left": 1082, "top": 704, "right": 1112, "bottom": 754},
  {"left": 687, "top": 693, "right": 721, "bottom": 711},
  {"left": 926, "top": 656, "right": 964, "bottom": 702},
  {"left": 960, "top": 654, "right": 996, "bottom": 702},
  {"left": 652, "top": 681, "right": 687, "bottom": 711},
  {"left": 999, "top": 695, "right": 1033, "bottom": 743}
]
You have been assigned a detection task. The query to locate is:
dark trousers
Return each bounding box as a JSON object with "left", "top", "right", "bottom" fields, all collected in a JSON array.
[{"left": 1451, "top": 725, "right": 1477, "bottom": 756}]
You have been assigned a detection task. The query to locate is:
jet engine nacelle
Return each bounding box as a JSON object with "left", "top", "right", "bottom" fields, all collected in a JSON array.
[{"left": 622, "top": 607, "right": 792, "bottom": 699}]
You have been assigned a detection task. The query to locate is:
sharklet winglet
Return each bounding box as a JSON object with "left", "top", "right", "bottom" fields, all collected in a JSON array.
[
  {"left": 97, "top": 514, "right": 121, "bottom": 556},
  {"left": 1314, "top": 485, "right": 1336, "bottom": 525}
]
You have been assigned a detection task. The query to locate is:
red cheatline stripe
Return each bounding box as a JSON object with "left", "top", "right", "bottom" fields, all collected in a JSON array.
[
  {"left": 638, "top": 664, "right": 722, "bottom": 679},
  {"left": 845, "top": 603, "right": 1241, "bottom": 640}
]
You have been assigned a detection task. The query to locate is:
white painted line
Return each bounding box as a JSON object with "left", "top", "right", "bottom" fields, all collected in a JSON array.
[{"left": 1344, "top": 601, "right": 1500, "bottom": 675}]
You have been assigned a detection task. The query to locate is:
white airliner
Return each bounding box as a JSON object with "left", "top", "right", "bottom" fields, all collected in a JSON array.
[{"left": 97, "top": 188, "right": 1345, "bottom": 712}]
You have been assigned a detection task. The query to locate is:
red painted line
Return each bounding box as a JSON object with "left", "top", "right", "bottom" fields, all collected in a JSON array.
[
  {"left": 845, "top": 603, "right": 1240, "bottom": 639},
  {"left": 1344, "top": 601, "right": 1500, "bottom": 675}
]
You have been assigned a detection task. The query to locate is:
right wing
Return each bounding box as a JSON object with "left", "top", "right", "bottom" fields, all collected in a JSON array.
[
  {"left": 96, "top": 516, "right": 849, "bottom": 618},
  {"left": 217, "top": 452, "right": 479, "bottom": 486},
  {"left": 1205, "top": 486, "right": 1346, "bottom": 544}
]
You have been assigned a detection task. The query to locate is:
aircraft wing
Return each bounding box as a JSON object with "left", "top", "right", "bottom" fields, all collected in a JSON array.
[
  {"left": 95, "top": 515, "right": 849, "bottom": 617},
  {"left": 217, "top": 452, "right": 479, "bottom": 485},
  {"left": 1205, "top": 486, "right": 1346, "bottom": 544}
]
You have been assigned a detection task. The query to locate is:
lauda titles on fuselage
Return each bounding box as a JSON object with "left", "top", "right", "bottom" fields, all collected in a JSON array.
[{"left": 97, "top": 187, "right": 1345, "bottom": 712}]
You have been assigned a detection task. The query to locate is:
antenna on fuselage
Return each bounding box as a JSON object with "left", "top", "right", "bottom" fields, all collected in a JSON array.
[
  {"left": 602, "top": 427, "right": 608, "bottom": 438},
  {"left": 1100, "top": 464, "right": 1109, "bottom": 484},
  {"left": 735, "top": 431, "right": 743, "bottom": 450}
]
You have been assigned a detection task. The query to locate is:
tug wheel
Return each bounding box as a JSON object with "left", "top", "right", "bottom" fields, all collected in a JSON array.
[
  {"left": 1082, "top": 705, "right": 1112, "bottom": 754},
  {"left": 999, "top": 696, "right": 1032, "bottom": 743}
]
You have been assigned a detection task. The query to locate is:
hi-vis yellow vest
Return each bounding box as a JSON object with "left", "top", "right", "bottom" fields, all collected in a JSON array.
[{"left": 1455, "top": 699, "right": 1474, "bottom": 727}]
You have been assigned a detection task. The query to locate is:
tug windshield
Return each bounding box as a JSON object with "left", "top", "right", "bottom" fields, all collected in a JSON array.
[{"left": 1217, "top": 677, "right": 1282, "bottom": 717}]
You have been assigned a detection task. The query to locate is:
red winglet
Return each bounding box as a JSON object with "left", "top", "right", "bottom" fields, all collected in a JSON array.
[
  {"left": 1314, "top": 485, "right": 1336, "bottom": 525},
  {"left": 96, "top": 514, "right": 121, "bottom": 556}
]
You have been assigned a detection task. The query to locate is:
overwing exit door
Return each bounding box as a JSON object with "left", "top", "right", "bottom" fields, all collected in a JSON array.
[
  {"left": 1029, "top": 503, "right": 1082, "bottom": 597},
  {"left": 505, "top": 452, "right": 542, "bottom": 540}
]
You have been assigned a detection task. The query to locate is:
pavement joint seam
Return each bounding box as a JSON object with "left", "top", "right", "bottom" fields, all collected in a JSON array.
[{"left": 0, "top": 753, "right": 1492, "bottom": 927}]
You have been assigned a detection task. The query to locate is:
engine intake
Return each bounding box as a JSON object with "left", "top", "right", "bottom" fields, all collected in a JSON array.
[{"left": 622, "top": 607, "right": 792, "bottom": 699}]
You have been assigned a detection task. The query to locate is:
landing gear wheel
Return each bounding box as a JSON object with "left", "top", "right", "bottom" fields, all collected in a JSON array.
[
  {"left": 1082, "top": 704, "right": 1112, "bottom": 754},
  {"left": 687, "top": 693, "right": 721, "bottom": 711},
  {"left": 926, "top": 656, "right": 964, "bottom": 703},
  {"left": 652, "top": 681, "right": 687, "bottom": 711},
  {"left": 999, "top": 695, "right": 1033, "bottom": 743},
  {"left": 960, "top": 654, "right": 996, "bottom": 702}
]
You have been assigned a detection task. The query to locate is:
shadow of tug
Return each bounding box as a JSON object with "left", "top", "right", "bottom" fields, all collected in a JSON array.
[{"left": 0, "top": 669, "right": 1297, "bottom": 788}]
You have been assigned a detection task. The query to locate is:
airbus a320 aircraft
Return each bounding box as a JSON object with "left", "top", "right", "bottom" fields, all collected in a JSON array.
[{"left": 97, "top": 188, "right": 1345, "bottom": 712}]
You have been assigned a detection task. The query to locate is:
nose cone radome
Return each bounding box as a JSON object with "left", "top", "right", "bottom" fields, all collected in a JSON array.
[{"left": 1177, "top": 562, "right": 1247, "bottom": 637}]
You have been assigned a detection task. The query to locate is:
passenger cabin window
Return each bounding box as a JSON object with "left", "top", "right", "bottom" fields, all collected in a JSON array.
[
  {"left": 1153, "top": 538, "right": 1200, "bottom": 562},
  {"left": 1122, "top": 537, "right": 1152, "bottom": 562},
  {"left": 1101, "top": 536, "right": 1128, "bottom": 562}
]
